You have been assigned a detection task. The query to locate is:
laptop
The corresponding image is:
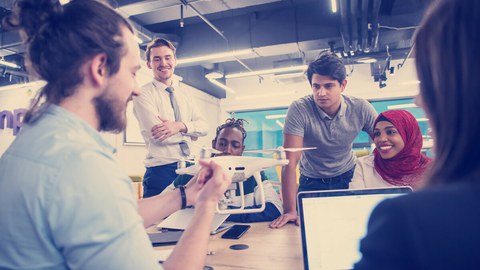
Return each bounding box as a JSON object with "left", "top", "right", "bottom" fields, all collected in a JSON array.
[
  {"left": 157, "top": 208, "right": 230, "bottom": 234},
  {"left": 297, "top": 187, "right": 411, "bottom": 270},
  {"left": 148, "top": 230, "right": 183, "bottom": 246}
]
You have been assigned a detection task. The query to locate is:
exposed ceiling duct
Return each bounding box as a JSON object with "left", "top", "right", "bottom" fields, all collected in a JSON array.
[
  {"left": 339, "top": 0, "right": 382, "bottom": 55},
  {"left": 0, "top": 0, "right": 434, "bottom": 95}
]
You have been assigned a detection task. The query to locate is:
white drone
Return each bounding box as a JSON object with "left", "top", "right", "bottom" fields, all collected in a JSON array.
[{"left": 176, "top": 146, "right": 316, "bottom": 214}]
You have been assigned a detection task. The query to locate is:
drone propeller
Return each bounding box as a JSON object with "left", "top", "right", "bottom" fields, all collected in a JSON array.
[
  {"left": 185, "top": 144, "right": 223, "bottom": 160},
  {"left": 204, "top": 147, "right": 223, "bottom": 155},
  {"left": 244, "top": 146, "right": 317, "bottom": 154},
  {"left": 189, "top": 145, "right": 222, "bottom": 154},
  {"left": 177, "top": 145, "right": 223, "bottom": 169}
]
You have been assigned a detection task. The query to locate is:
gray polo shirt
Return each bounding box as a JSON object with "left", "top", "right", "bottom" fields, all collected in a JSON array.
[{"left": 284, "top": 94, "right": 377, "bottom": 178}]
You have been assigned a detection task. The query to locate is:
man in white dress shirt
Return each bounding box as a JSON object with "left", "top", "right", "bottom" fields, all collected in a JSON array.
[{"left": 133, "top": 38, "right": 208, "bottom": 197}]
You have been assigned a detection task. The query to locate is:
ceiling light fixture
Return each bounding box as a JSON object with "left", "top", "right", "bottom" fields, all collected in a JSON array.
[
  {"left": 276, "top": 120, "right": 284, "bottom": 128},
  {"left": 226, "top": 65, "right": 308, "bottom": 79},
  {"left": 205, "top": 64, "right": 224, "bottom": 79},
  {"left": 134, "top": 35, "right": 144, "bottom": 44},
  {"left": 207, "top": 78, "right": 235, "bottom": 94},
  {"left": 235, "top": 92, "right": 292, "bottom": 100},
  {"left": 180, "top": 5, "right": 185, "bottom": 28},
  {"left": 265, "top": 114, "right": 286, "bottom": 119},
  {"left": 205, "top": 70, "right": 224, "bottom": 79},
  {"left": 416, "top": 118, "right": 429, "bottom": 122},
  {"left": 272, "top": 71, "right": 305, "bottom": 79},
  {"left": 0, "top": 59, "right": 20, "bottom": 69},
  {"left": 177, "top": 49, "right": 253, "bottom": 65},
  {"left": 331, "top": 0, "right": 338, "bottom": 13},
  {"left": 387, "top": 103, "right": 418, "bottom": 110},
  {"left": 356, "top": 57, "right": 377, "bottom": 64},
  {"left": 401, "top": 80, "right": 421, "bottom": 85}
]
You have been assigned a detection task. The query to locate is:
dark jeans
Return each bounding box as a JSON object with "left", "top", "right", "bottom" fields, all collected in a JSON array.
[
  {"left": 298, "top": 166, "right": 355, "bottom": 193},
  {"left": 143, "top": 163, "right": 178, "bottom": 198}
]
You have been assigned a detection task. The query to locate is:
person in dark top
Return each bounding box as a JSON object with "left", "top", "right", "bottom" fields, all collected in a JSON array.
[
  {"left": 354, "top": 0, "right": 480, "bottom": 269},
  {"left": 164, "top": 118, "right": 283, "bottom": 222}
]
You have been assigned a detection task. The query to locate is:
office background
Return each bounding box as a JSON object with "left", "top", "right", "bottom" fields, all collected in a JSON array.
[{"left": 0, "top": 59, "right": 426, "bottom": 179}]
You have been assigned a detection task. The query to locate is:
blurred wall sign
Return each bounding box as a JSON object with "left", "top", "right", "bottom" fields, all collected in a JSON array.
[{"left": 0, "top": 108, "right": 26, "bottom": 136}]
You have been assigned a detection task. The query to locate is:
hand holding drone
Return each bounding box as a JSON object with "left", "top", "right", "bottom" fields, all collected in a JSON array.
[{"left": 176, "top": 146, "right": 316, "bottom": 214}]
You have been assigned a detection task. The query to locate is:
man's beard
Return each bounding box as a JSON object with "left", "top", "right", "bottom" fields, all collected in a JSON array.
[{"left": 94, "top": 90, "right": 127, "bottom": 133}]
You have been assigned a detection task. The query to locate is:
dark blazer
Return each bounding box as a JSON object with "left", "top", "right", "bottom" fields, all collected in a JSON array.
[{"left": 354, "top": 180, "right": 480, "bottom": 270}]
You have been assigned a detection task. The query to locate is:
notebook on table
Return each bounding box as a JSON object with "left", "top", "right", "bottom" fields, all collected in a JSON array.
[{"left": 297, "top": 187, "right": 411, "bottom": 270}]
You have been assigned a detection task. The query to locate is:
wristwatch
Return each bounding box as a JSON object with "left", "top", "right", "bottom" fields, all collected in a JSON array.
[{"left": 177, "top": 185, "right": 187, "bottom": 209}]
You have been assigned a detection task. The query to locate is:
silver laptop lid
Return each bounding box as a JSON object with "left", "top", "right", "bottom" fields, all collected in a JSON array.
[{"left": 298, "top": 187, "right": 411, "bottom": 270}]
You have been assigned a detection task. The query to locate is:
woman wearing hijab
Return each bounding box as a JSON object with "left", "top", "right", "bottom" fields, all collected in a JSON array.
[
  {"left": 354, "top": 0, "right": 480, "bottom": 269},
  {"left": 350, "top": 110, "right": 432, "bottom": 189}
]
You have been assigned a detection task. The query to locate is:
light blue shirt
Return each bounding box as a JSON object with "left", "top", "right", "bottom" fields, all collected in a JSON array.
[{"left": 0, "top": 105, "right": 162, "bottom": 269}]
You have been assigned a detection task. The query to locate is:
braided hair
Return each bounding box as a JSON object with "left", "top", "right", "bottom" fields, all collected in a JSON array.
[{"left": 215, "top": 118, "right": 248, "bottom": 143}]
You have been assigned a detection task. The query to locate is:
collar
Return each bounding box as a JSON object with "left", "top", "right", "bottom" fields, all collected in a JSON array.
[
  {"left": 152, "top": 80, "right": 171, "bottom": 92},
  {"left": 46, "top": 104, "right": 116, "bottom": 155},
  {"left": 316, "top": 95, "right": 347, "bottom": 120}
]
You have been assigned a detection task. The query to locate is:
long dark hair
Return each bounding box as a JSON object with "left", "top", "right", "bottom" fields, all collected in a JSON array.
[
  {"left": 415, "top": 0, "right": 480, "bottom": 185},
  {"left": 4, "top": 0, "right": 133, "bottom": 123}
]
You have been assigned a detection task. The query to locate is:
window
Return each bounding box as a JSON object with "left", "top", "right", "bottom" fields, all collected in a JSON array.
[{"left": 232, "top": 97, "right": 431, "bottom": 181}]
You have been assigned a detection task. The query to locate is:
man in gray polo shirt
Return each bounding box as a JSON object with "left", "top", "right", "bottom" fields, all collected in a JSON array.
[{"left": 270, "top": 51, "right": 377, "bottom": 228}]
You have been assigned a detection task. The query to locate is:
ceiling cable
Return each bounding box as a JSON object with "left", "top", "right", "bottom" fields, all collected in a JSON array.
[
  {"left": 179, "top": 0, "right": 262, "bottom": 80},
  {"left": 397, "top": 42, "right": 415, "bottom": 70},
  {"left": 180, "top": 5, "right": 184, "bottom": 27}
]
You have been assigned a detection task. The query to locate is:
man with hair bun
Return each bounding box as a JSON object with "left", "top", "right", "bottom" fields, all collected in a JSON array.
[{"left": 0, "top": 1, "right": 230, "bottom": 269}]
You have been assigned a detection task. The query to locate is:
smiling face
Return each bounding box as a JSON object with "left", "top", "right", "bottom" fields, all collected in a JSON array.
[
  {"left": 147, "top": 45, "right": 176, "bottom": 85},
  {"left": 311, "top": 73, "right": 346, "bottom": 117},
  {"left": 212, "top": 127, "right": 245, "bottom": 156},
  {"left": 373, "top": 121, "right": 405, "bottom": 159}
]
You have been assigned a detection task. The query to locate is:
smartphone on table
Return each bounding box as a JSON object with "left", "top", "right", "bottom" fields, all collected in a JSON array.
[
  {"left": 221, "top": 224, "right": 251, "bottom": 239},
  {"left": 211, "top": 222, "right": 234, "bottom": 235}
]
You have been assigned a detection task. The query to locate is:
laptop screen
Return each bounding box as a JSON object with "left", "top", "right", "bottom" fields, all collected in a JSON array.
[{"left": 298, "top": 187, "right": 411, "bottom": 270}]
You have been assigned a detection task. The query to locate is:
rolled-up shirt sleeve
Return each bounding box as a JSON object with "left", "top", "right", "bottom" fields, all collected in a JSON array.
[{"left": 181, "top": 95, "right": 208, "bottom": 137}]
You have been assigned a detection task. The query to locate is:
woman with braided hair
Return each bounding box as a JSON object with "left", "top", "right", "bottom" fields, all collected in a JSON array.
[{"left": 164, "top": 117, "right": 283, "bottom": 222}]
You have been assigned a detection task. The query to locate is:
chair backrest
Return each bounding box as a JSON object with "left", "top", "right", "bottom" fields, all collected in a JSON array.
[
  {"left": 129, "top": 175, "right": 143, "bottom": 199},
  {"left": 353, "top": 149, "right": 370, "bottom": 158}
]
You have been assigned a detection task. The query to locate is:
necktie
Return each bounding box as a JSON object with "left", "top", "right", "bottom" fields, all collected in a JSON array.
[{"left": 165, "top": 87, "right": 190, "bottom": 156}]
